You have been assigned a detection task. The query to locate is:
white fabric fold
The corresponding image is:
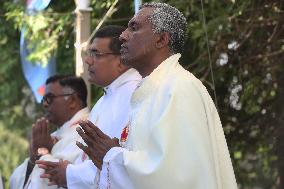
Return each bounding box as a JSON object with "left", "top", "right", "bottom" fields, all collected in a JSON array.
[
  {"left": 10, "top": 107, "right": 89, "bottom": 189},
  {"left": 66, "top": 68, "right": 142, "bottom": 189},
  {"left": 66, "top": 161, "right": 99, "bottom": 188},
  {"left": 100, "top": 54, "right": 238, "bottom": 189},
  {"left": 9, "top": 158, "right": 29, "bottom": 189}
]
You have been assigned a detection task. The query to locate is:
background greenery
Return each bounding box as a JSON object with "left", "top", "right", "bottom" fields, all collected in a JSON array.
[{"left": 0, "top": 0, "right": 283, "bottom": 188}]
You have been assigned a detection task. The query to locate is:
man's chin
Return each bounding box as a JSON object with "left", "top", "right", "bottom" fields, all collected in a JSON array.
[
  {"left": 87, "top": 78, "right": 97, "bottom": 85},
  {"left": 44, "top": 114, "right": 53, "bottom": 124},
  {"left": 87, "top": 74, "right": 97, "bottom": 83}
]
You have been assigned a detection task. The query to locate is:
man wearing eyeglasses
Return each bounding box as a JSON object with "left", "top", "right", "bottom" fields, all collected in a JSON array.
[
  {"left": 10, "top": 75, "right": 90, "bottom": 189},
  {"left": 36, "top": 25, "right": 142, "bottom": 189}
]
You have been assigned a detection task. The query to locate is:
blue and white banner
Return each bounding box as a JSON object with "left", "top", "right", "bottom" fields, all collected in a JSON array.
[
  {"left": 26, "top": 0, "right": 52, "bottom": 11},
  {"left": 20, "top": 0, "right": 55, "bottom": 103}
]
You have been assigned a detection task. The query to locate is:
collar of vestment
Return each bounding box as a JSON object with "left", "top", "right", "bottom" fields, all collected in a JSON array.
[
  {"left": 103, "top": 68, "right": 141, "bottom": 95},
  {"left": 51, "top": 107, "right": 89, "bottom": 139},
  {"left": 131, "top": 53, "right": 181, "bottom": 107}
]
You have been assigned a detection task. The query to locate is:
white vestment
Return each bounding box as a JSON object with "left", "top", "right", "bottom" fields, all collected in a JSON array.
[
  {"left": 66, "top": 68, "right": 142, "bottom": 189},
  {"left": 0, "top": 172, "right": 3, "bottom": 189},
  {"left": 99, "top": 54, "right": 238, "bottom": 189},
  {"left": 9, "top": 107, "right": 89, "bottom": 189}
]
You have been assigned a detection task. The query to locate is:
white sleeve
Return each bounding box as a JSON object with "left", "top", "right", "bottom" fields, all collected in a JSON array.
[
  {"left": 9, "top": 159, "right": 29, "bottom": 189},
  {"left": 99, "top": 147, "right": 134, "bottom": 189},
  {"left": 27, "top": 154, "right": 60, "bottom": 189},
  {"left": 66, "top": 160, "right": 99, "bottom": 189},
  {"left": 27, "top": 137, "right": 84, "bottom": 189}
]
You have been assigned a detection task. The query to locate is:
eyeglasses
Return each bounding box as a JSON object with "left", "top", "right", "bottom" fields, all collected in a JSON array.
[
  {"left": 85, "top": 49, "right": 120, "bottom": 59},
  {"left": 41, "top": 93, "right": 75, "bottom": 105}
]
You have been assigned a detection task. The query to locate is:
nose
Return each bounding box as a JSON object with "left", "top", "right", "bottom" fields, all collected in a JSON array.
[
  {"left": 42, "top": 99, "right": 49, "bottom": 108},
  {"left": 119, "top": 29, "right": 128, "bottom": 42},
  {"left": 84, "top": 56, "right": 93, "bottom": 66}
]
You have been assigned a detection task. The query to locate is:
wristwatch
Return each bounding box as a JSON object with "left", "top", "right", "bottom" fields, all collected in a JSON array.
[
  {"left": 29, "top": 147, "right": 49, "bottom": 165},
  {"left": 37, "top": 147, "right": 49, "bottom": 157}
]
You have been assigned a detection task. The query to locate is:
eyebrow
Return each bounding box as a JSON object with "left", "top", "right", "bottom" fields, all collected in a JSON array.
[
  {"left": 128, "top": 19, "right": 139, "bottom": 27},
  {"left": 88, "top": 48, "right": 98, "bottom": 52},
  {"left": 44, "top": 92, "right": 54, "bottom": 96}
]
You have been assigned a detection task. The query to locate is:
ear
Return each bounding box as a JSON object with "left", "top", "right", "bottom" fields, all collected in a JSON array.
[
  {"left": 155, "top": 32, "right": 170, "bottom": 49},
  {"left": 68, "top": 95, "right": 78, "bottom": 109},
  {"left": 117, "top": 58, "right": 130, "bottom": 73}
]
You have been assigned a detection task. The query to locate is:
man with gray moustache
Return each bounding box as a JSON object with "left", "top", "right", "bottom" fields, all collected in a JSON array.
[{"left": 77, "top": 2, "right": 238, "bottom": 189}]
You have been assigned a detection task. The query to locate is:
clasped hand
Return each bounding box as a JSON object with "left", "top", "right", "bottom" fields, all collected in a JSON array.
[
  {"left": 36, "top": 159, "right": 69, "bottom": 188},
  {"left": 76, "top": 120, "right": 120, "bottom": 170},
  {"left": 30, "top": 117, "right": 54, "bottom": 162}
]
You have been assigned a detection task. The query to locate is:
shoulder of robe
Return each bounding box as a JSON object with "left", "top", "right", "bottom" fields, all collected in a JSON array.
[{"left": 163, "top": 66, "right": 205, "bottom": 97}]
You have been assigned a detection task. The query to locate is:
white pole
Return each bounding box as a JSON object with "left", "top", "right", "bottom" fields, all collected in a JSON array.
[
  {"left": 74, "top": 1, "right": 92, "bottom": 107},
  {"left": 134, "top": 0, "right": 142, "bottom": 14}
]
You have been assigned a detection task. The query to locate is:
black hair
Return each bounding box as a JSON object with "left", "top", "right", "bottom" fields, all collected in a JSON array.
[
  {"left": 91, "top": 25, "right": 126, "bottom": 54},
  {"left": 46, "top": 75, "right": 87, "bottom": 107}
]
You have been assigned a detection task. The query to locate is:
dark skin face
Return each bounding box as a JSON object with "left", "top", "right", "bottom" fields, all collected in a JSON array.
[
  {"left": 43, "top": 82, "right": 75, "bottom": 126},
  {"left": 84, "top": 37, "right": 129, "bottom": 87},
  {"left": 120, "top": 7, "right": 172, "bottom": 77},
  {"left": 30, "top": 82, "right": 82, "bottom": 163}
]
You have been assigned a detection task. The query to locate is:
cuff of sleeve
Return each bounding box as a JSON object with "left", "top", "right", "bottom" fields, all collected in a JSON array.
[
  {"left": 39, "top": 153, "right": 53, "bottom": 161},
  {"left": 66, "top": 161, "right": 98, "bottom": 187},
  {"left": 103, "top": 147, "right": 124, "bottom": 162}
]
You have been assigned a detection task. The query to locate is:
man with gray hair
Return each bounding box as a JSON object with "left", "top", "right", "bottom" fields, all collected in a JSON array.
[{"left": 77, "top": 2, "right": 238, "bottom": 189}]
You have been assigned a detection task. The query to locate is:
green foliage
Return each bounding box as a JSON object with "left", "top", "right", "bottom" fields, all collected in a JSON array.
[
  {"left": 5, "top": 2, "right": 73, "bottom": 66},
  {"left": 0, "top": 125, "right": 29, "bottom": 189}
]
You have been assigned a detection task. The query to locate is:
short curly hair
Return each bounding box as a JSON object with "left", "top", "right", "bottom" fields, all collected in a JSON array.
[
  {"left": 140, "top": 3, "right": 187, "bottom": 54},
  {"left": 91, "top": 25, "right": 126, "bottom": 54}
]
